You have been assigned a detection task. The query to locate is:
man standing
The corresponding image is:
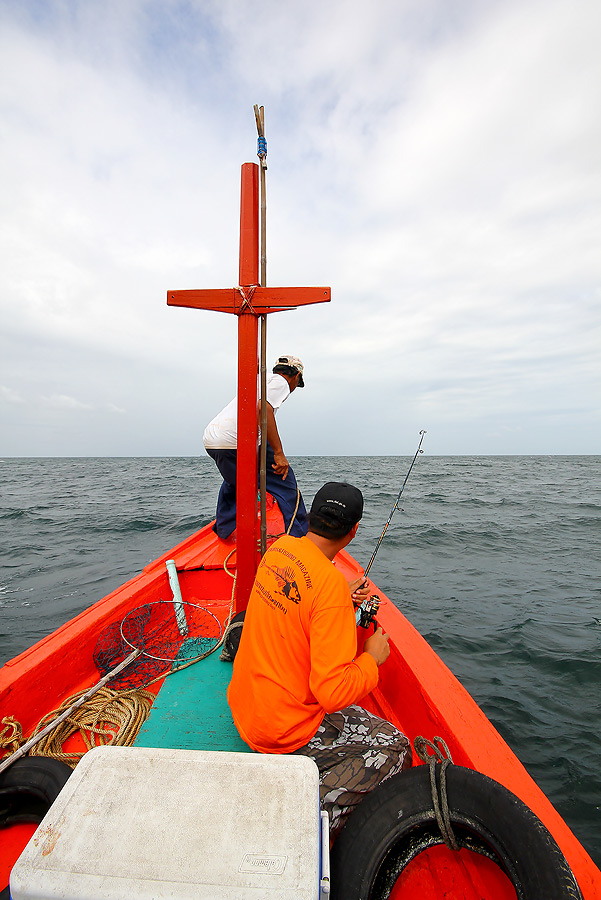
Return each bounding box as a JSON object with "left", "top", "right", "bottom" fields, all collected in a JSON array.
[
  {"left": 227, "top": 482, "right": 412, "bottom": 836},
  {"left": 203, "top": 354, "right": 308, "bottom": 538}
]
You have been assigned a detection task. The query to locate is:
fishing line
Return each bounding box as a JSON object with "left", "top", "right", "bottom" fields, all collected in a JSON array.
[
  {"left": 364, "top": 429, "right": 427, "bottom": 579},
  {"left": 355, "top": 430, "right": 426, "bottom": 629}
]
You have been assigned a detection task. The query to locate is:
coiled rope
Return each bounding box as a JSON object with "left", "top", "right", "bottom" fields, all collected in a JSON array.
[
  {"left": 0, "top": 717, "right": 22, "bottom": 754},
  {"left": 26, "top": 686, "right": 155, "bottom": 768}
]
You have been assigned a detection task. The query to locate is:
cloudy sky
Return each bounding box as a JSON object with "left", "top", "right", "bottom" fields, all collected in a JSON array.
[{"left": 1, "top": 0, "right": 599, "bottom": 456}]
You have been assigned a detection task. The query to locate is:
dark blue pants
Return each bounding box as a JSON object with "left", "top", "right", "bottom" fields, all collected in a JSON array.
[{"left": 205, "top": 446, "right": 308, "bottom": 539}]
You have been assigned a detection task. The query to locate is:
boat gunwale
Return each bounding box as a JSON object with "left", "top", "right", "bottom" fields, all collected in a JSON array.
[{"left": 1, "top": 525, "right": 599, "bottom": 895}]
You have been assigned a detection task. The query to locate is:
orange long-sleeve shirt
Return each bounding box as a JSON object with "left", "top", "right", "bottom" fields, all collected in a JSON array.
[{"left": 227, "top": 535, "right": 379, "bottom": 753}]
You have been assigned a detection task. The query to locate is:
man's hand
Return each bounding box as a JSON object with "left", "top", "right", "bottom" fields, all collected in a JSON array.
[
  {"left": 364, "top": 626, "right": 390, "bottom": 666},
  {"left": 272, "top": 450, "right": 290, "bottom": 480},
  {"left": 349, "top": 575, "right": 369, "bottom": 604}
]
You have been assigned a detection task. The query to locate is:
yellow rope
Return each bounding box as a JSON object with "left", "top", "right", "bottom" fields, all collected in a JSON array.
[
  {"left": 286, "top": 487, "right": 301, "bottom": 535},
  {"left": 23, "top": 685, "right": 155, "bottom": 768},
  {"left": 0, "top": 716, "right": 23, "bottom": 753},
  {"left": 267, "top": 487, "right": 301, "bottom": 540}
]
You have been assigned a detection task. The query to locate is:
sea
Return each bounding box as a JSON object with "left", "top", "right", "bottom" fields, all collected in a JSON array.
[{"left": 1, "top": 455, "right": 600, "bottom": 866}]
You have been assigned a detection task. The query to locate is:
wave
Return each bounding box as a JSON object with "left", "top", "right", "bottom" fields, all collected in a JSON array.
[{"left": 1, "top": 455, "right": 600, "bottom": 866}]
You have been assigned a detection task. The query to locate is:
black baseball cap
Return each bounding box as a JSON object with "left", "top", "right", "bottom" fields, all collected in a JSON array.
[{"left": 310, "top": 482, "right": 364, "bottom": 528}]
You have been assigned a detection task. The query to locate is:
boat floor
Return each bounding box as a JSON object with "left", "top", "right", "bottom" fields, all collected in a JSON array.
[
  {"left": 131, "top": 648, "right": 519, "bottom": 900},
  {"left": 134, "top": 650, "right": 250, "bottom": 753}
]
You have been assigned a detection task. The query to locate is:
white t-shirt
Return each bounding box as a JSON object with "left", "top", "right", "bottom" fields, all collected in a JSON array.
[{"left": 203, "top": 373, "right": 290, "bottom": 450}]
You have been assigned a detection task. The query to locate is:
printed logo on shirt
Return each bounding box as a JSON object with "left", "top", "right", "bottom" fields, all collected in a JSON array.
[
  {"left": 255, "top": 579, "right": 288, "bottom": 615},
  {"left": 265, "top": 564, "right": 301, "bottom": 604},
  {"left": 270, "top": 545, "right": 313, "bottom": 589}
]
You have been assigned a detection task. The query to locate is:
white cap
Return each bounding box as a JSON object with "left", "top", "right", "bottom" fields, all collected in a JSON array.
[{"left": 274, "top": 355, "right": 304, "bottom": 387}]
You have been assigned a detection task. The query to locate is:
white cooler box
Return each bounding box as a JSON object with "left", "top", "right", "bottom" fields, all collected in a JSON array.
[{"left": 10, "top": 746, "right": 329, "bottom": 900}]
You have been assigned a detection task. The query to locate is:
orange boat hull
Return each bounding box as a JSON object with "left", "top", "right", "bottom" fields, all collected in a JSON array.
[{"left": 1, "top": 518, "right": 599, "bottom": 898}]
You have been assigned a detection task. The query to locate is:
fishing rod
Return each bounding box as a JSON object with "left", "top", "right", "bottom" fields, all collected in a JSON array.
[
  {"left": 254, "top": 104, "right": 269, "bottom": 558},
  {"left": 355, "top": 430, "right": 427, "bottom": 629}
]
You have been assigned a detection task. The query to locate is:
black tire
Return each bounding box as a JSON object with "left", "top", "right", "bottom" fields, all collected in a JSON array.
[
  {"left": 330, "top": 765, "right": 583, "bottom": 900},
  {"left": 1, "top": 756, "right": 72, "bottom": 897},
  {"left": 0, "top": 756, "right": 72, "bottom": 828},
  {"left": 220, "top": 610, "right": 246, "bottom": 662}
]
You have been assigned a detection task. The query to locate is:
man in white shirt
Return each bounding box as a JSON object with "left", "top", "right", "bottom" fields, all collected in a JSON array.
[{"left": 203, "top": 355, "right": 309, "bottom": 539}]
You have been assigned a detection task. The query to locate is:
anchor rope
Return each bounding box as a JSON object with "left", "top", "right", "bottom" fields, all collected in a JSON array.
[{"left": 287, "top": 487, "right": 301, "bottom": 534}]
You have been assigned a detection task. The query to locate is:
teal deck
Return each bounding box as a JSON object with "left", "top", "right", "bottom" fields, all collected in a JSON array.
[{"left": 134, "top": 651, "right": 251, "bottom": 753}]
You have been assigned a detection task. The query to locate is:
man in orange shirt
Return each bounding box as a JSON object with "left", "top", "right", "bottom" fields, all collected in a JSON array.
[{"left": 227, "top": 481, "right": 412, "bottom": 835}]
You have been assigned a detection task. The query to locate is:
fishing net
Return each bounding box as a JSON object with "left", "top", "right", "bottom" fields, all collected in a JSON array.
[{"left": 93, "top": 600, "right": 222, "bottom": 690}]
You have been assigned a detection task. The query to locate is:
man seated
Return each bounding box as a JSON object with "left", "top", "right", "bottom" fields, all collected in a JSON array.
[{"left": 228, "top": 481, "right": 412, "bottom": 836}]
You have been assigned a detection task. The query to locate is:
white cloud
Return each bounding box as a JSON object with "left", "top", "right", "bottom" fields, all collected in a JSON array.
[
  {"left": 43, "top": 394, "right": 93, "bottom": 411},
  {"left": 0, "top": 385, "right": 25, "bottom": 404},
  {"left": 0, "top": 0, "right": 599, "bottom": 455}
]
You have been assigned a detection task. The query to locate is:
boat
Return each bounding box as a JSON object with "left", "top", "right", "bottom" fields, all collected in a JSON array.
[{"left": 1, "top": 111, "right": 600, "bottom": 900}]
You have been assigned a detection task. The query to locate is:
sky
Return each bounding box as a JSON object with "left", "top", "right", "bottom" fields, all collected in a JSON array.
[{"left": 0, "top": 0, "right": 599, "bottom": 457}]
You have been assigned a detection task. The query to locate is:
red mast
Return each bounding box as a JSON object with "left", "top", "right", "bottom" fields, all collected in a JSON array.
[{"left": 168, "top": 151, "right": 330, "bottom": 610}]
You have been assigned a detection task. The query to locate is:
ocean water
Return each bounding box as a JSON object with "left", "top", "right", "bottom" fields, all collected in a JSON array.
[{"left": 1, "top": 455, "right": 600, "bottom": 866}]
